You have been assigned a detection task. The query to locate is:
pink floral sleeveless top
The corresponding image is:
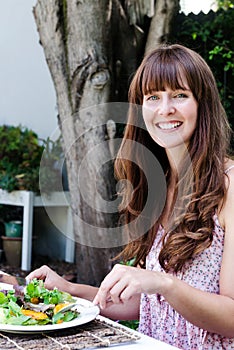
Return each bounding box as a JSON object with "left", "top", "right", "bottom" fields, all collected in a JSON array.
[{"left": 138, "top": 213, "right": 234, "bottom": 349}]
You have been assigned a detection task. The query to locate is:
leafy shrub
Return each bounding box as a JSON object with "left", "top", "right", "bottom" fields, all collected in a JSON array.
[
  {"left": 0, "top": 125, "right": 44, "bottom": 192},
  {"left": 0, "top": 125, "right": 64, "bottom": 193}
]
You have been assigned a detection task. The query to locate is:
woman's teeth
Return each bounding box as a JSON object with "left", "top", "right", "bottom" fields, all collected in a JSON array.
[{"left": 157, "top": 121, "right": 182, "bottom": 130}]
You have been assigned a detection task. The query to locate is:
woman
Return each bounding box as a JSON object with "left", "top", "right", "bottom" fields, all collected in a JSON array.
[{"left": 28, "top": 44, "right": 234, "bottom": 349}]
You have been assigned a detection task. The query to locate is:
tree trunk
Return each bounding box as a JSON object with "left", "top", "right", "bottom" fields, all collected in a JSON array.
[
  {"left": 33, "top": 0, "right": 179, "bottom": 286},
  {"left": 145, "top": 0, "right": 180, "bottom": 54}
]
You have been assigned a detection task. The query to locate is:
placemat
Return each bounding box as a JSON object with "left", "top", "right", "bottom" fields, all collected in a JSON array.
[{"left": 0, "top": 318, "right": 141, "bottom": 350}]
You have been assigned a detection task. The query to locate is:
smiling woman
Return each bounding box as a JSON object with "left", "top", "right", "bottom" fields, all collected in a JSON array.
[
  {"left": 26, "top": 44, "right": 234, "bottom": 350},
  {"left": 142, "top": 87, "right": 198, "bottom": 149}
]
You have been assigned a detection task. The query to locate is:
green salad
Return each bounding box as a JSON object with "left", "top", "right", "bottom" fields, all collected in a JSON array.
[{"left": 0, "top": 278, "right": 80, "bottom": 326}]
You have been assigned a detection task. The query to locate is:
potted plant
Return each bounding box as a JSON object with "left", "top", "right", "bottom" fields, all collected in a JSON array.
[{"left": 0, "top": 205, "right": 23, "bottom": 267}]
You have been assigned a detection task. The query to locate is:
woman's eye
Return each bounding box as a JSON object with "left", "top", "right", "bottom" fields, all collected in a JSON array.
[
  {"left": 148, "top": 95, "right": 159, "bottom": 101},
  {"left": 174, "top": 93, "right": 187, "bottom": 98}
]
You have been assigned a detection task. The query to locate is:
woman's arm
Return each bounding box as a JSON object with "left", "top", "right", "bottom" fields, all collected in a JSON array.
[
  {"left": 162, "top": 274, "right": 234, "bottom": 337},
  {"left": 93, "top": 167, "right": 234, "bottom": 337},
  {"left": 26, "top": 265, "right": 140, "bottom": 321},
  {"left": 93, "top": 262, "right": 234, "bottom": 337}
]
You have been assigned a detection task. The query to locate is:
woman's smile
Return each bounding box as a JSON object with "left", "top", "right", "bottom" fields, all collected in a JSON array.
[
  {"left": 142, "top": 85, "right": 198, "bottom": 149},
  {"left": 156, "top": 121, "right": 183, "bottom": 130}
]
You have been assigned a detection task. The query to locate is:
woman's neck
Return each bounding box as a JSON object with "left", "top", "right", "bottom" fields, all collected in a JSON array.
[
  {"left": 166, "top": 144, "right": 189, "bottom": 174},
  {"left": 161, "top": 145, "right": 190, "bottom": 229}
]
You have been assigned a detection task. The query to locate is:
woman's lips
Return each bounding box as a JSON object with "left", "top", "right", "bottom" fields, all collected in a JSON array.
[{"left": 156, "top": 121, "right": 182, "bottom": 130}]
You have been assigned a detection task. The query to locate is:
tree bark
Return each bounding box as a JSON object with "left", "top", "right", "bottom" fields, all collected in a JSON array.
[
  {"left": 33, "top": 0, "right": 179, "bottom": 286},
  {"left": 145, "top": 0, "right": 180, "bottom": 54}
]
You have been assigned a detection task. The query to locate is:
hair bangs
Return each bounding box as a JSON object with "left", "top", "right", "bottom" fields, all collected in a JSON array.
[{"left": 141, "top": 55, "right": 189, "bottom": 96}]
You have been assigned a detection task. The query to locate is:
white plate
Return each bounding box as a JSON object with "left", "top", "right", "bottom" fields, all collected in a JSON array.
[
  {"left": 0, "top": 288, "right": 100, "bottom": 334},
  {"left": 0, "top": 282, "right": 16, "bottom": 291}
]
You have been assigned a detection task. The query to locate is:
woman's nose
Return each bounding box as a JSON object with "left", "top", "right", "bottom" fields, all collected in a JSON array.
[{"left": 158, "top": 99, "right": 176, "bottom": 116}]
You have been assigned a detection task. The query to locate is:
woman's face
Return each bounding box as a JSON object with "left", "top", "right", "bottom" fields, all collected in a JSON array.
[{"left": 142, "top": 83, "right": 198, "bottom": 151}]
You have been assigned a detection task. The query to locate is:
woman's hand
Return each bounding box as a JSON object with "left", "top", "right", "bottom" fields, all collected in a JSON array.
[
  {"left": 93, "top": 263, "right": 165, "bottom": 309},
  {"left": 26, "top": 265, "right": 69, "bottom": 291}
]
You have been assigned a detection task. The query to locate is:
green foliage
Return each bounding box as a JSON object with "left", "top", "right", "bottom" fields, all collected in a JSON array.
[
  {"left": 25, "top": 278, "right": 75, "bottom": 305},
  {"left": 209, "top": 45, "right": 234, "bottom": 72},
  {"left": 119, "top": 319, "right": 139, "bottom": 330},
  {"left": 0, "top": 125, "right": 44, "bottom": 192},
  {"left": 170, "top": 7, "right": 234, "bottom": 139},
  {"left": 120, "top": 257, "right": 136, "bottom": 266},
  {"left": 0, "top": 125, "right": 64, "bottom": 193},
  {"left": 217, "top": 0, "right": 234, "bottom": 10}
]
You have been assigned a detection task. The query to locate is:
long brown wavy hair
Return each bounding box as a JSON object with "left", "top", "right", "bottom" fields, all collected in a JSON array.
[{"left": 114, "top": 44, "right": 232, "bottom": 273}]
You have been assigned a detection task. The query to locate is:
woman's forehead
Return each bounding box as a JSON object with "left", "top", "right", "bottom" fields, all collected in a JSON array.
[{"left": 142, "top": 68, "right": 189, "bottom": 94}]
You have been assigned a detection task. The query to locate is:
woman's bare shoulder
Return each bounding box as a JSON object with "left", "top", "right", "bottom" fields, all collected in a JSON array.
[
  {"left": 224, "top": 158, "right": 234, "bottom": 175},
  {"left": 219, "top": 159, "right": 234, "bottom": 298},
  {"left": 217, "top": 159, "right": 234, "bottom": 228}
]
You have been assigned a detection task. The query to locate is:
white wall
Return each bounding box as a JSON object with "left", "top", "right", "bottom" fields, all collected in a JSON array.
[{"left": 0, "top": 0, "right": 57, "bottom": 140}]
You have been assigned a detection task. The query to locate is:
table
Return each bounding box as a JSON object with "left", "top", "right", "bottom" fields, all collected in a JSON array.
[
  {"left": 0, "top": 278, "right": 180, "bottom": 350},
  {"left": 0, "top": 315, "right": 180, "bottom": 350},
  {"left": 97, "top": 316, "right": 180, "bottom": 350},
  {"left": 0, "top": 190, "right": 74, "bottom": 271}
]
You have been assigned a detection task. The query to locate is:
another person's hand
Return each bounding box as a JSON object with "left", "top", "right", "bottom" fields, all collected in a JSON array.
[
  {"left": 93, "top": 263, "right": 165, "bottom": 309},
  {"left": 26, "top": 265, "right": 69, "bottom": 291}
]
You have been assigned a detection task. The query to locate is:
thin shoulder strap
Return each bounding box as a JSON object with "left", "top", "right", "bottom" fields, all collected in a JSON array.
[{"left": 225, "top": 165, "right": 234, "bottom": 174}]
